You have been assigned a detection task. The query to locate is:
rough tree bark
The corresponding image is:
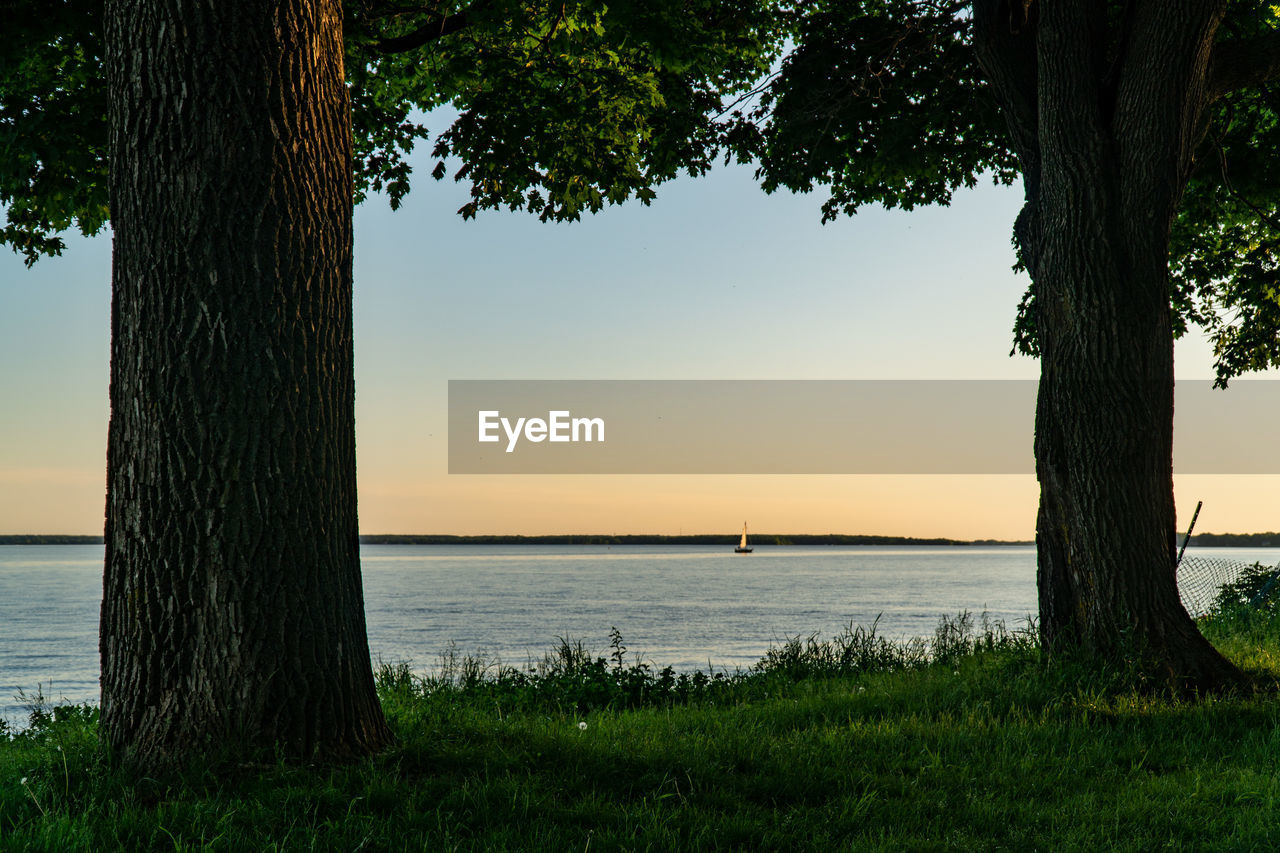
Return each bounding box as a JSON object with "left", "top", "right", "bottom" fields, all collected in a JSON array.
[
  {"left": 101, "top": 0, "right": 393, "bottom": 761},
  {"left": 974, "top": 0, "right": 1242, "bottom": 688}
]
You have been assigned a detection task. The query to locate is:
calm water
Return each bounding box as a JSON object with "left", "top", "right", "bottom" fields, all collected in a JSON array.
[{"left": 3, "top": 543, "right": 1278, "bottom": 727}]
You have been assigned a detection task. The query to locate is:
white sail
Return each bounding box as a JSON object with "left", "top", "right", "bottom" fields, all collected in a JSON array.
[{"left": 739, "top": 523, "right": 749, "bottom": 549}]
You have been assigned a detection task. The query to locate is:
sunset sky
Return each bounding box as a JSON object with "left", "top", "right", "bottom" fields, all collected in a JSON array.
[{"left": 2, "top": 120, "right": 1278, "bottom": 539}]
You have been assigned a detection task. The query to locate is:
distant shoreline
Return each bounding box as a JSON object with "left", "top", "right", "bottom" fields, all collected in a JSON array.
[
  {"left": 359, "top": 534, "right": 1034, "bottom": 546},
  {"left": 4, "top": 532, "right": 1278, "bottom": 547}
]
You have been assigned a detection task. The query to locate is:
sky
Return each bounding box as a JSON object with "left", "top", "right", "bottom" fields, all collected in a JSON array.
[{"left": 2, "top": 120, "right": 1278, "bottom": 539}]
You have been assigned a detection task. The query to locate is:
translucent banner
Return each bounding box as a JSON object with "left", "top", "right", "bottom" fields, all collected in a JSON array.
[{"left": 446, "top": 379, "right": 1280, "bottom": 474}]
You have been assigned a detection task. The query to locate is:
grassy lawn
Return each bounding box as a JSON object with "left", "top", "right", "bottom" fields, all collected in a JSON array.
[{"left": 5, "top": 609, "right": 1280, "bottom": 851}]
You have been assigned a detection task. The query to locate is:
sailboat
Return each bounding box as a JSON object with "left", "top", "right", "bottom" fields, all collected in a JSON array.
[{"left": 734, "top": 522, "right": 753, "bottom": 554}]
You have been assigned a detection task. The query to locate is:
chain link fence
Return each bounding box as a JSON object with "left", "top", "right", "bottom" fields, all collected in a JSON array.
[{"left": 1177, "top": 555, "right": 1279, "bottom": 617}]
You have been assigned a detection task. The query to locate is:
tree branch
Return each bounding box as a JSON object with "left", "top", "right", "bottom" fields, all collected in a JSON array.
[
  {"left": 972, "top": 0, "right": 1042, "bottom": 278},
  {"left": 1210, "top": 29, "right": 1280, "bottom": 99},
  {"left": 971, "top": 0, "right": 1039, "bottom": 174},
  {"left": 373, "top": 7, "right": 474, "bottom": 53}
]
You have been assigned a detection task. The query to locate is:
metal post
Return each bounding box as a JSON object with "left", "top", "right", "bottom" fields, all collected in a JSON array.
[{"left": 1177, "top": 500, "right": 1203, "bottom": 567}]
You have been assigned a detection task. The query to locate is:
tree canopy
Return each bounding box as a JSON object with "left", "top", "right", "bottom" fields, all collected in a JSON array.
[
  {"left": 1, "top": 0, "right": 776, "bottom": 261},
  {"left": 724, "top": 0, "right": 1280, "bottom": 387},
  {"left": 16, "top": 0, "right": 1275, "bottom": 391},
  {"left": 7, "top": 1, "right": 1279, "bottom": 381}
]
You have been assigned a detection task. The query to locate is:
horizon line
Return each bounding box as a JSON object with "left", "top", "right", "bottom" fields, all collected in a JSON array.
[{"left": 5, "top": 532, "right": 1280, "bottom": 545}]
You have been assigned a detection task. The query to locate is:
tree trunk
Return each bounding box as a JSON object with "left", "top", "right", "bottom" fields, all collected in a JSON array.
[
  {"left": 975, "top": 0, "right": 1242, "bottom": 689},
  {"left": 102, "top": 0, "right": 392, "bottom": 762},
  {"left": 1031, "top": 210, "right": 1237, "bottom": 688}
]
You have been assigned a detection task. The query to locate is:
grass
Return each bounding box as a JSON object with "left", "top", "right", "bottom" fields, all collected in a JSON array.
[{"left": 5, "top": 609, "right": 1280, "bottom": 851}]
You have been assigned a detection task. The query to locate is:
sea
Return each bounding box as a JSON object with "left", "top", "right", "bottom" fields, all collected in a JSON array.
[{"left": 3, "top": 543, "right": 1278, "bottom": 728}]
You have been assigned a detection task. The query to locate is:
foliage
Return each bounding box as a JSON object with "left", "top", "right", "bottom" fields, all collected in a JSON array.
[
  {"left": 723, "top": 0, "right": 1017, "bottom": 221},
  {"left": 0, "top": 0, "right": 108, "bottom": 263},
  {"left": 1209, "top": 561, "right": 1280, "bottom": 617},
  {"left": 347, "top": 0, "right": 778, "bottom": 220},
  {"left": 377, "top": 628, "right": 740, "bottom": 719},
  {"left": 0, "top": 0, "right": 779, "bottom": 263},
  {"left": 374, "top": 614, "right": 1030, "bottom": 722},
  {"left": 1172, "top": 74, "right": 1280, "bottom": 386},
  {"left": 723, "top": 0, "right": 1280, "bottom": 384}
]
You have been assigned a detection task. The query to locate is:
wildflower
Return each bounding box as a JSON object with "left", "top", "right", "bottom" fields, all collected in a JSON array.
[
  {"left": 578, "top": 721, "right": 588, "bottom": 731},
  {"left": 856, "top": 686, "right": 866, "bottom": 693},
  {"left": 20, "top": 777, "right": 27, "bottom": 785}
]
